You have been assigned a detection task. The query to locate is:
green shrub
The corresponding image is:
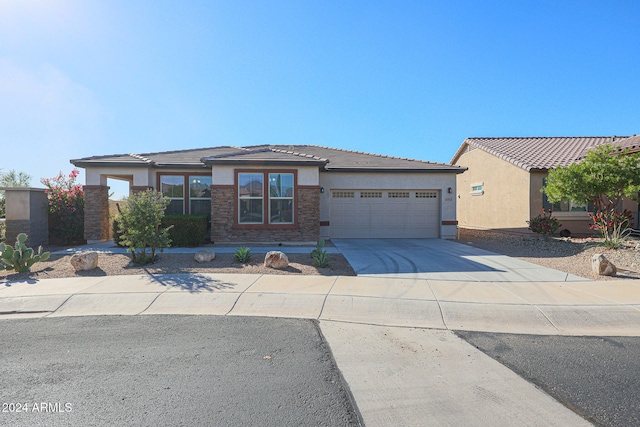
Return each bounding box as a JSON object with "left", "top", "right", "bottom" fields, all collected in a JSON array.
[
  {"left": 0, "top": 233, "right": 50, "bottom": 273},
  {"left": 527, "top": 209, "right": 561, "bottom": 240},
  {"left": 112, "top": 216, "right": 126, "bottom": 247},
  {"left": 0, "top": 220, "right": 5, "bottom": 243},
  {"left": 117, "top": 190, "right": 172, "bottom": 265},
  {"left": 311, "top": 239, "right": 329, "bottom": 267},
  {"left": 235, "top": 246, "right": 251, "bottom": 263},
  {"left": 161, "top": 215, "right": 208, "bottom": 247}
]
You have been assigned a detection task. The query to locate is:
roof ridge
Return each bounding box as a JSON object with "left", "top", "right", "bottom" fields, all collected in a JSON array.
[
  {"left": 466, "top": 136, "right": 625, "bottom": 140},
  {"left": 135, "top": 146, "right": 239, "bottom": 157},
  {"left": 269, "top": 147, "right": 328, "bottom": 162},
  {"left": 205, "top": 147, "right": 272, "bottom": 160},
  {"left": 128, "top": 153, "right": 153, "bottom": 164},
  {"left": 307, "top": 144, "right": 455, "bottom": 167}
]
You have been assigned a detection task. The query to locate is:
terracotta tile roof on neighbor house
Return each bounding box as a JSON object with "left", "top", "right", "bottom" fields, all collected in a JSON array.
[
  {"left": 73, "top": 145, "right": 465, "bottom": 173},
  {"left": 611, "top": 135, "right": 640, "bottom": 153},
  {"left": 451, "top": 136, "right": 625, "bottom": 171}
]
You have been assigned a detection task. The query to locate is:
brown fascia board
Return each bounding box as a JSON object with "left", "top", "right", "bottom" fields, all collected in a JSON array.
[
  {"left": 322, "top": 166, "right": 467, "bottom": 174},
  {"left": 70, "top": 160, "right": 209, "bottom": 169}
]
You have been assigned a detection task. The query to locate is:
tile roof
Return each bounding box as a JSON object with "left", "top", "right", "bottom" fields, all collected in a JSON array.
[
  {"left": 451, "top": 136, "right": 625, "bottom": 171},
  {"left": 611, "top": 135, "right": 640, "bottom": 153},
  {"left": 72, "top": 145, "right": 464, "bottom": 173}
]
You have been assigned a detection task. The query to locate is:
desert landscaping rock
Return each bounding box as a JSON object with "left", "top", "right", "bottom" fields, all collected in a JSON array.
[
  {"left": 592, "top": 254, "right": 617, "bottom": 276},
  {"left": 264, "top": 251, "right": 289, "bottom": 269},
  {"left": 459, "top": 229, "right": 639, "bottom": 281},
  {"left": 194, "top": 249, "right": 216, "bottom": 263},
  {"left": 69, "top": 251, "right": 99, "bottom": 271},
  {"left": 1, "top": 252, "right": 355, "bottom": 281}
]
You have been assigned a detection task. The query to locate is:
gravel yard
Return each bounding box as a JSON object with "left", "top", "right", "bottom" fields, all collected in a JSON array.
[
  {"left": 459, "top": 228, "right": 640, "bottom": 281},
  {"left": 2, "top": 231, "right": 639, "bottom": 282},
  {"left": 0, "top": 252, "right": 356, "bottom": 282}
]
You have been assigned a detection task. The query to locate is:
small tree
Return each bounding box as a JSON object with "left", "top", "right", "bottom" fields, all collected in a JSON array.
[
  {"left": 544, "top": 144, "right": 640, "bottom": 247},
  {"left": 117, "top": 189, "right": 172, "bottom": 264},
  {"left": 41, "top": 170, "right": 85, "bottom": 244}
]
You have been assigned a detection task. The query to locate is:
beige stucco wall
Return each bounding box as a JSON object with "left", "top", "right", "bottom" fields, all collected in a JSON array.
[
  {"left": 211, "top": 165, "right": 319, "bottom": 186},
  {"left": 85, "top": 167, "right": 152, "bottom": 187},
  {"left": 454, "top": 147, "right": 531, "bottom": 231},
  {"left": 319, "top": 171, "right": 458, "bottom": 239}
]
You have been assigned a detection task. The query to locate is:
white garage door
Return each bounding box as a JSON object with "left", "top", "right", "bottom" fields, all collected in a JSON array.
[{"left": 330, "top": 190, "right": 440, "bottom": 238}]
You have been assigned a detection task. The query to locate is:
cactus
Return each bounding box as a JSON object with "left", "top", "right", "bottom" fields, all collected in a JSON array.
[{"left": 0, "top": 233, "right": 50, "bottom": 273}]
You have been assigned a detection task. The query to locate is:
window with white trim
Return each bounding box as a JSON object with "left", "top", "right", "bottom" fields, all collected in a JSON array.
[{"left": 471, "top": 182, "right": 484, "bottom": 196}]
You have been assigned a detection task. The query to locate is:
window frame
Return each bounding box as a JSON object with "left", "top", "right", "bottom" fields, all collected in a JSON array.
[
  {"left": 234, "top": 169, "right": 298, "bottom": 229},
  {"left": 268, "top": 173, "right": 294, "bottom": 224},
  {"left": 157, "top": 173, "right": 212, "bottom": 216}
]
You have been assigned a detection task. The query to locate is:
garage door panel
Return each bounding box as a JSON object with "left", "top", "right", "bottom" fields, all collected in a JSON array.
[{"left": 330, "top": 190, "right": 440, "bottom": 238}]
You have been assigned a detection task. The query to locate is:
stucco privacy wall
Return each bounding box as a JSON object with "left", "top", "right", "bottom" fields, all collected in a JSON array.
[
  {"left": 2, "top": 188, "right": 49, "bottom": 247},
  {"left": 455, "top": 147, "right": 531, "bottom": 231},
  {"left": 319, "top": 172, "right": 458, "bottom": 239}
]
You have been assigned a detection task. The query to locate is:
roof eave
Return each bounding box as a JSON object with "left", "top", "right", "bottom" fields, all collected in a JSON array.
[{"left": 323, "top": 167, "right": 466, "bottom": 174}]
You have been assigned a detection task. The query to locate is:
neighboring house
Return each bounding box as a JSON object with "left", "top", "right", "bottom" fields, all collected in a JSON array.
[
  {"left": 71, "top": 145, "right": 465, "bottom": 243},
  {"left": 450, "top": 136, "right": 640, "bottom": 235}
]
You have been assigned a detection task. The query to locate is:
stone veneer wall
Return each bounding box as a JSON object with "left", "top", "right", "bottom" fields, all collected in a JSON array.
[
  {"left": 84, "top": 185, "right": 110, "bottom": 242},
  {"left": 211, "top": 186, "right": 320, "bottom": 242}
]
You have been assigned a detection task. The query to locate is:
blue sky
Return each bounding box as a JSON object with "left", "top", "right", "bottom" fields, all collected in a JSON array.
[{"left": 1, "top": 1, "right": 639, "bottom": 198}]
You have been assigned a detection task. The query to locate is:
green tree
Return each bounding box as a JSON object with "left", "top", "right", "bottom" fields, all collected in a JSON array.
[
  {"left": 543, "top": 144, "right": 640, "bottom": 246},
  {"left": 117, "top": 189, "right": 172, "bottom": 264}
]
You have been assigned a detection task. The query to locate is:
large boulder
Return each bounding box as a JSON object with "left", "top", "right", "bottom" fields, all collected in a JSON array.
[
  {"left": 591, "top": 254, "right": 617, "bottom": 276},
  {"left": 194, "top": 249, "right": 216, "bottom": 263},
  {"left": 70, "top": 251, "right": 99, "bottom": 271},
  {"left": 264, "top": 251, "right": 289, "bottom": 269}
]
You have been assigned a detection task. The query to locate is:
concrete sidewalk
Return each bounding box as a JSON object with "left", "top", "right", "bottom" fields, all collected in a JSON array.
[
  {"left": 1, "top": 273, "right": 638, "bottom": 426},
  {"left": 1, "top": 274, "right": 638, "bottom": 336}
]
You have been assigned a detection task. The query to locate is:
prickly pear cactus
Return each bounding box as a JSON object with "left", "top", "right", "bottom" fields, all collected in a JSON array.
[{"left": 0, "top": 233, "right": 50, "bottom": 273}]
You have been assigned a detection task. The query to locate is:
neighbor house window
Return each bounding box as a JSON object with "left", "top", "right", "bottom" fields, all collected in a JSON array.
[
  {"left": 160, "top": 175, "right": 185, "bottom": 215},
  {"left": 159, "top": 174, "right": 212, "bottom": 217},
  {"left": 237, "top": 171, "right": 296, "bottom": 225},
  {"left": 238, "top": 173, "right": 264, "bottom": 224},
  {"left": 542, "top": 179, "right": 593, "bottom": 213},
  {"left": 471, "top": 182, "right": 484, "bottom": 196}
]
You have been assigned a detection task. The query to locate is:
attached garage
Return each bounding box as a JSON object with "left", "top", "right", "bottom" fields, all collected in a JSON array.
[{"left": 329, "top": 189, "right": 441, "bottom": 238}]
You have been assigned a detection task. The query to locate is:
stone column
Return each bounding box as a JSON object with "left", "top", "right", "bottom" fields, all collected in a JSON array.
[
  {"left": 3, "top": 188, "right": 49, "bottom": 247},
  {"left": 84, "top": 185, "right": 110, "bottom": 243}
]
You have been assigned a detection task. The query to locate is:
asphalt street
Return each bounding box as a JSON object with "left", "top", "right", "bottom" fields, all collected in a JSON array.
[
  {"left": 0, "top": 315, "right": 361, "bottom": 427},
  {"left": 457, "top": 331, "right": 640, "bottom": 427}
]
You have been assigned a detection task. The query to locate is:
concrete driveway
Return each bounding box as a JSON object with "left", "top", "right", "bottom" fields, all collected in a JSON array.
[{"left": 332, "top": 238, "right": 587, "bottom": 282}]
